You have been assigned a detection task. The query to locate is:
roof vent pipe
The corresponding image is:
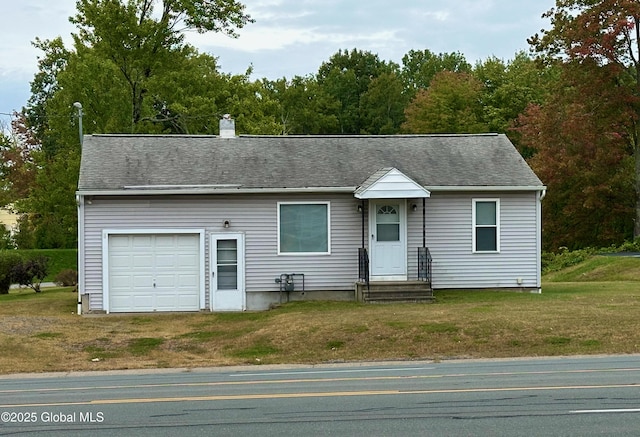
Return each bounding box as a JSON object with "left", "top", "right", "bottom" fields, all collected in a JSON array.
[{"left": 219, "top": 114, "right": 236, "bottom": 138}]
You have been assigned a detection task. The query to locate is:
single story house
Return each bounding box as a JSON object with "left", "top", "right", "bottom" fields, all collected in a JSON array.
[{"left": 76, "top": 120, "right": 545, "bottom": 313}]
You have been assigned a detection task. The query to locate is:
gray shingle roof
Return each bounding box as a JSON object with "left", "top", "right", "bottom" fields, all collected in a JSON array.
[{"left": 78, "top": 133, "right": 544, "bottom": 192}]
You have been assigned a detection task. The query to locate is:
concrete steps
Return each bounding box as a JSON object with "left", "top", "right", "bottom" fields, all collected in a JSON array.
[{"left": 356, "top": 281, "right": 434, "bottom": 303}]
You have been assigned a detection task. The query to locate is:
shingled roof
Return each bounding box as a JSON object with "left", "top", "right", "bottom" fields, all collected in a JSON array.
[{"left": 78, "top": 133, "right": 544, "bottom": 193}]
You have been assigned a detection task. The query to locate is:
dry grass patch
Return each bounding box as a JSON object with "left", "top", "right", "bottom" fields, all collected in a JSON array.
[{"left": 1, "top": 282, "right": 640, "bottom": 374}]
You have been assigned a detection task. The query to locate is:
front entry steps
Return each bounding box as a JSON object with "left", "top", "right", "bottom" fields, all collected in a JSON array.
[{"left": 355, "top": 281, "right": 435, "bottom": 303}]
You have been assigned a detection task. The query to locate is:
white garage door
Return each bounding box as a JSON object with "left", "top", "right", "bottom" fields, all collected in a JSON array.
[{"left": 108, "top": 234, "right": 200, "bottom": 312}]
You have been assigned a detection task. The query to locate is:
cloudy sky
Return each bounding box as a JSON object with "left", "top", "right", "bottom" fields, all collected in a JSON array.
[{"left": 0, "top": 0, "right": 555, "bottom": 127}]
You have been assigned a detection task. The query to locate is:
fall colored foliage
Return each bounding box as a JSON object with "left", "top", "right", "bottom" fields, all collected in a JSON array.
[{"left": 6, "top": 0, "right": 640, "bottom": 252}]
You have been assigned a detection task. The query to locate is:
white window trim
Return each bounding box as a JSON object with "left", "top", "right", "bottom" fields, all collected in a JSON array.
[
  {"left": 472, "top": 199, "right": 500, "bottom": 253},
  {"left": 277, "top": 201, "right": 331, "bottom": 256},
  {"left": 102, "top": 228, "right": 206, "bottom": 313}
]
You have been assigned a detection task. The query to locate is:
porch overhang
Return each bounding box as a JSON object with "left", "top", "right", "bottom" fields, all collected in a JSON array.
[{"left": 354, "top": 167, "right": 431, "bottom": 199}]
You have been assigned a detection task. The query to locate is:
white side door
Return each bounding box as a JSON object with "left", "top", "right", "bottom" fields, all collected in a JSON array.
[
  {"left": 210, "top": 233, "right": 245, "bottom": 311},
  {"left": 369, "top": 201, "right": 407, "bottom": 279}
]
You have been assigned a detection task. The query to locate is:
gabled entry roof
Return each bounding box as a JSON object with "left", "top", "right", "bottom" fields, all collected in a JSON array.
[{"left": 355, "top": 168, "right": 431, "bottom": 199}]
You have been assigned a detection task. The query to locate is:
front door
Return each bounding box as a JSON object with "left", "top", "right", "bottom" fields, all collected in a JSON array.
[
  {"left": 369, "top": 201, "right": 407, "bottom": 279},
  {"left": 210, "top": 233, "right": 245, "bottom": 311}
]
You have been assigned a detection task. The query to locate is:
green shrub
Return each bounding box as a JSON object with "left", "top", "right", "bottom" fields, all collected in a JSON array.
[
  {"left": 11, "top": 256, "right": 49, "bottom": 293},
  {"left": 17, "top": 249, "right": 76, "bottom": 282},
  {"left": 0, "top": 250, "right": 23, "bottom": 294},
  {"left": 543, "top": 238, "right": 640, "bottom": 275},
  {"left": 610, "top": 237, "right": 640, "bottom": 253},
  {"left": 542, "top": 247, "right": 597, "bottom": 274},
  {"left": 54, "top": 269, "right": 78, "bottom": 287}
]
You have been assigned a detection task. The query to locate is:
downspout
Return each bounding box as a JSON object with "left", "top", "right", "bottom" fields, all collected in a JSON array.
[
  {"left": 536, "top": 189, "right": 546, "bottom": 293},
  {"left": 76, "top": 194, "right": 85, "bottom": 315}
]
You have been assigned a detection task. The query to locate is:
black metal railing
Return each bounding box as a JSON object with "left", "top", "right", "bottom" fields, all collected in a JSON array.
[
  {"left": 418, "top": 247, "right": 432, "bottom": 283},
  {"left": 358, "top": 247, "right": 369, "bottom": 286}
]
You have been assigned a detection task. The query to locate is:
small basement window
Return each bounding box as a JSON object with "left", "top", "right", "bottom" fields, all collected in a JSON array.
[{"left": 278, "top": 202, "right": 330, "bottom": 255}]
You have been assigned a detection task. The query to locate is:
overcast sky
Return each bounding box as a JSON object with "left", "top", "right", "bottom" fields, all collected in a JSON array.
[{"left": 0, "top": 0, "right": 555, "bottom": 127}]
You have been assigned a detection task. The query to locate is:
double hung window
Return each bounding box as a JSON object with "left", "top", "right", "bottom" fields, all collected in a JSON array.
[{"left": 473, "top": 199, "right": 499, "bottom": 252}]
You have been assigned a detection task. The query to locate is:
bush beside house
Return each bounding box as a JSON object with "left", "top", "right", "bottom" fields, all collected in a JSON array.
[
  {"left": 0, "top": 251, "right": 49, "bottom": 294},
  {"left": 0, "top": 251, "right": 23, "bottom": 294}
]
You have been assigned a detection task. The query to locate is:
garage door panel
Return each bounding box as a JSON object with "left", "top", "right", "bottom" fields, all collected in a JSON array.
[
  {"left": 110, "top": 296, "right": 132, "bottom": 312},
  {"left": 178, "top": 294, "right": 199, "bottom": 309},
  {"left": 154, "top": 235, "right": 176, "bottom": 247},
  {"left": 155, "top": 254, "right": 176, "bottom": 268},
  {"left": 132, "top": 254, "right": 154, "bottom": 268},
  {"left": 132, "top": 275, "right": 153, "bottom": 288},
  {"left": 110, "top": 274, "right": 134, "bottom": 288},
  {"left": 177, "top": 235, "right": 197, "bottom": 247},
  {"left": 108, "top": 233, "right": 200, "bottom": 313},
  {"left": 132, "top": 295, "right": 155, "bottom": 311},
  {"left": 178, "top": 254, "right": 198, "bottom": 267},
  {"left": 131, "top": 235, "right": 153, "bottom": 248},
  {"left": 110, "top": 254, "right": 132, "bottom": 268},
  {"left": 110, "top": 236, "right": 130, "bottom": 249},
  {"left": 155, "top": 274, "right": 176, "bottom": 288},
  {"left": 111, "top": 294, "right": 154, "bottom": 312},
  {"left": 177, "top": 274, "right": 199, "bottom": 287}
]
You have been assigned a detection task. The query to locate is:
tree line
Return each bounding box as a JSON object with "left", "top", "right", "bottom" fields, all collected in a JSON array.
[{"left": 0, "top": 0, "right": 638, "bottom": 252}]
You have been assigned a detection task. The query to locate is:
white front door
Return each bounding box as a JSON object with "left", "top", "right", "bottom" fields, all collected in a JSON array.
[
  {"left": 210, "top": 233, "right": 245, "bottom": 311},
  {"left": 369, "top": 201, "right": 407, "bottom": 279}
]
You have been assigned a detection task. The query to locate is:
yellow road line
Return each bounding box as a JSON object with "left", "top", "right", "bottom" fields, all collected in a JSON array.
[
  {"left": 1, "top": 383, "right": 638, "bottom": 408},
  {"left": 1, "top": 367, "right": 638, "bottom": 395}
]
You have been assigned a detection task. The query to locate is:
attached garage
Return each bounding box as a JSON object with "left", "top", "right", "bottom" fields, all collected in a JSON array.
[{"left": 104, "top": 231, "right": 204, "bottom": 313}]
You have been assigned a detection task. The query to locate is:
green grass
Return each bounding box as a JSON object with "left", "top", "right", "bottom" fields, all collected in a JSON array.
[
  {"left": 1, "top": 253, "right": 640, "bottom": 374},
  {"left": 178, "top": 331, "right": 226, "bottom": 341},
  {"left": 32, "top": 332, "right": 64, "bottom": 339},
  {"left": 544, "top": 255, "right": 640, "bottom": 282},
  {"left": 128, "top": 337, "right": 165, "bottom": 355},
  {"left": 229, "top": 341, "right": 281, "bottom": 360},
  {"left": 419, "top": 322, "right": 460, "bottom": 333}
]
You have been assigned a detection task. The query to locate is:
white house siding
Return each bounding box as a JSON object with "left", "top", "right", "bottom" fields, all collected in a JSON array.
[
  {"left": 81, "top": 194, "right": 363, "bottom": 311},
  {"left": 407, "top": 192, "right": 541, "bottom": 289}
]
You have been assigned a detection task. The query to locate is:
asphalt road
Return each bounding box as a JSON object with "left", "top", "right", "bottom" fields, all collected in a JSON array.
[{"left": 0, "top": 355, "right": 639, "bottom": 436}]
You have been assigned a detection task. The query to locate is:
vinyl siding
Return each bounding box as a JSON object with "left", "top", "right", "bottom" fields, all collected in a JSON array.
[
  {"left": 407, "top": 192, "right": 540, "bottom": 289},
  {"left": 81, "top": 191, "right": 541, "bottom": 311},
  {"left": 82, "top": 194, "right": 362, "bottom": 311}
]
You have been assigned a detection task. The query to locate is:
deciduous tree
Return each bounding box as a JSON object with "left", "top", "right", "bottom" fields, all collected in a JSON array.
[
  {"left": 0, "top": 113, "right": 39, "bottom": 206},
  {"left": 400, "top": 49, "right": 471, "bottom": 98},
  {"left": 19, "top": 0, "right": 255, "bottom": 248},
  {"left": 529, "top": 0, "right": 640, "bottom": 238},
  {"left": 261, "top": 76, "right": 340, "bottom": 135},
  {"left": 70, "top": 0, "right": 253, "bottom": 128},
  {"left": 474, "top": 52, "right": 557, "bottom": 137},
  {"left": 317, "top": 49, "right": 397, "bottom": 134},
  {"left": 359, "top": 72, "right": 407, "bottom": 134},
  {"left": 402, "top": 71, "right": 488, "bottom": 134},
  {"left": 516, "top": 61, "right": 635, "bottom": 249}
]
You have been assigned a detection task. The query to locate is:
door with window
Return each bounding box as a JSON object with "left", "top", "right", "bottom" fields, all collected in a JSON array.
[
  {"left": 210, "top": 233, "right": 245, "bottom": 311},
  {"left": 369, "top": 201, "right": 407, "bottom": 278}
]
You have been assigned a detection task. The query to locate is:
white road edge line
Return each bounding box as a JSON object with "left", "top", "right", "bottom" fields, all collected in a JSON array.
[
  {"left": 236, "top": 367, "right": 436, "bottom": 377},
  {"left": 571, "top": 409, "right": 640, "bottom": 414}
]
